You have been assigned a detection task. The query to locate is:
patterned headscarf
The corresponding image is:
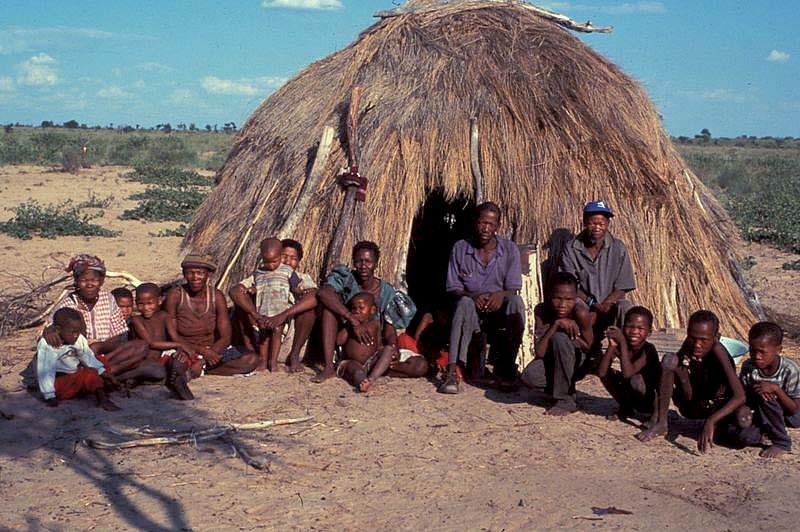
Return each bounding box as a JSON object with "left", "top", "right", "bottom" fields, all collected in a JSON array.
[{"left": 66, "top": 254, "right": 106, "bottom": 283}]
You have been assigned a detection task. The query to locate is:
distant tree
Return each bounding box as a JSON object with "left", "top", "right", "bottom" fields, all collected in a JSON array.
[
  {"left": 189, "top": 123, "right": 197, "bottom": 132},
  {"left": 161, "top": 123, "right": 172, "bottom": 133},
  {"left": 700, "top": 128, "right": 711, "bottom": 137},
  {"left": 63, "top": 120, "right": 79, "bottom": 129},
  {"left": 213, "top": 124, "right": 218, "bottom": 132},
  {"left": 4, "top": 124, "right": 12, "bottom": 134},
  {"left": 80, "top": 123, "right": 87, "bottom": 129},
  {"left": 40, "top": 120, "right": 54, "bottom": 128},
  {"left": 205, "top": 124, "right": 212, "bottom": 132},
  {"left": 177, "top": 123, "right": 186, "bottom": 132}
]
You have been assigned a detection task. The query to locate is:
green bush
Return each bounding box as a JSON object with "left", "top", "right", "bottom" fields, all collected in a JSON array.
[
  {"left": 145, "top": 136, "right": 197, "bottom": 167},
  {"left": 0, "top": 200, "right": 120, "bottom": 240},
  {"left": 150, "top": 224, "right": 188, "bottom": 237},
  {"left": 78, "top": 192, "right": 114, "bottom": 209},
  {"left": 120, "top": 187, "right": 207, "bottom": 222},
  {"left": 126, "top": 165, "right": 213, "bottom": 187}
]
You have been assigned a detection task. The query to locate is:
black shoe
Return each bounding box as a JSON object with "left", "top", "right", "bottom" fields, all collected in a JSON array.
[{"left": 438, "top": 367, "right": 461, "bottom": 394}]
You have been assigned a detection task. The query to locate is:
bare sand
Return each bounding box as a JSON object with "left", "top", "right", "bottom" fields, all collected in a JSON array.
[{"left": 1, "top": 166, "right": 799, "bottom": 531}]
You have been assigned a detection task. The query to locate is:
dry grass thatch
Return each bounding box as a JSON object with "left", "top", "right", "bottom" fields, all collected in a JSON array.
[{"left": 183, "top": 0, "right": 759, "bottom": 335}]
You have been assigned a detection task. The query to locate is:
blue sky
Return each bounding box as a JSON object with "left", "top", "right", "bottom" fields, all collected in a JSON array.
[{"left": 0, "top": 0, "right": 797, "bottom": 136}]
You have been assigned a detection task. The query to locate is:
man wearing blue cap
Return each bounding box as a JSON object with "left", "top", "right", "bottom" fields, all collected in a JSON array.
[{"left": 560, "top": 200, "right": 636, "bottom": 352}]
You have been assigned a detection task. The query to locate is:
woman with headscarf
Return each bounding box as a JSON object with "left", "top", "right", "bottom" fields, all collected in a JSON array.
[{"left": 42, "top": 254, "right": 149, "bottom": 376}]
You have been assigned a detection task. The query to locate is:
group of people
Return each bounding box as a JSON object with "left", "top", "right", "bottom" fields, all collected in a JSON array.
[{"left": 28, "top": 200, "right": 799, "bottom": 458}]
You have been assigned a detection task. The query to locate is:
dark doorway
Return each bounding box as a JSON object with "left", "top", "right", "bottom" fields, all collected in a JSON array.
[{"left": 405, "top": 190, "right": 475, "bottom": 316}]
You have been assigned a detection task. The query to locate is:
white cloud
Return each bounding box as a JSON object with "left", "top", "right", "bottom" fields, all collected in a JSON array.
[
  {"left": 202, "top": 76, "right": 258, "bottom": 95},
  {"left": 169, "top": 88, "right": 195, "bottom": 104},
  {"left": 677, "top": 88, "right": 747, "bottom": 103},
  {"left": 261, "top": 0, "right": 343, "bottom": 10},
  {"left": 0, "top": 77, "right": 14, "bottom": 92},
  {"left": 0, "top": 26, "right": 155, "bottom": 55},
  {"left": 133, "top": 79, "right": 146, "bottom": 89},
  {"left": 539, "top": 2, "right": 665, "bottom": 15},
  {"left": 201, "top": 75, "right": 287, "bottom": 96},
  {"left": 96, "top": 85, "right": 132, "bottom": 98},
  {"left": 16, "top": 53, "right": 59, "bottom": 86},
  {"left": 766, "top": 49, "right": 790, "bottom": 62},
  {"left": 137, "top": 62, "right": 175, "bottom": 73}
]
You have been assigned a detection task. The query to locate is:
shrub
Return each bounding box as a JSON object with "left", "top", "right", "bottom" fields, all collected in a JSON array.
[
  {"left": 0, "top": 200, "right": 120, "bottom": 240},
  {"left": 78, "top": 192, "right": 114, "bottom": 209},
  {"left": 120, "top": 187, "right": 207, "bottom": 223},
  {"left": 150, "top": 224, "right": 188, "bottom": 237},
  {"left": 126, "top": 165, "right": 213, "bottom": 187}
]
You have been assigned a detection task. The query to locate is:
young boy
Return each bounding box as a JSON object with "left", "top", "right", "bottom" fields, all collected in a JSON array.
[
  {"left": 735, "top": 322, "right": 800, "bottom": 458},
  {"left": 111, "top": 287, "right": 134, "bottom": 323},
  {"left": 230, "top": 238, "right": 301, "bottom": 372},
  {"left": 596, "top": 306, "right": 660, "bottom": 421},
  {"left": 637, "top": 310, "right": 745, "bottom": 453},
  {"left": 279, "top": 238, "right": 318, "bottom": 372},
  {"left": 336, "top": 292, "right": 395, "bottom": 392},
  {"left": 36, "top": 308, "right": 120, "bottom": 410},
  {"left": 533, "top": 272, "right": 593, "bottom": 416},
  {"left": 126, "top": 283, "right": 195, "bottom": 400}
]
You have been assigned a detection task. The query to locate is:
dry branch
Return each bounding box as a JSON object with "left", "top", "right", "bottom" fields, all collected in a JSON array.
[
  {"left": 84, "top": 415, "right": 314, "bottom": 450},
  {"left": 470, "top": 117, "right": 485, "bottom": 203}
]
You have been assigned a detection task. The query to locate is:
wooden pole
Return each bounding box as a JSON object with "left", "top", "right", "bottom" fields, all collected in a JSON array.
[
  {"left": 279, "top": 125, "right": 336, "bottom": 239},
  {"left": 323, "top": 87, "right": 363, "bottom": 274},
  {"left": 470, "top": 117, "right": 485, "bottom": 203}
]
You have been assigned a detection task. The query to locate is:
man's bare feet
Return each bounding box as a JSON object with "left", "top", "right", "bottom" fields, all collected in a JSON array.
[
  {"left": 312, "top": 367, "right": 336, "bottom": 383},
  {"left": 286, "top": 357, "right": 303, "bottom": 373},
  {"left": 636, "top": 422, "right": 667, "bottom": 442},
  {"left": 98, "top": 397, "right": 120, "bottom": 411},
  {"left": 760, "top": 445, "right": 788, "bottom": 458},
  {"left": 544, "top": 402, "right": 577, "bottom": 416},
  {"left": 358, "top": 378, "right": 371, "bottom": 393}
]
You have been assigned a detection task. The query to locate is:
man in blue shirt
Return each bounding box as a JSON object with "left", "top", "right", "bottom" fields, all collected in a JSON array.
[{"left": 440, "top": 202, "right": 524, "bottom": 394}]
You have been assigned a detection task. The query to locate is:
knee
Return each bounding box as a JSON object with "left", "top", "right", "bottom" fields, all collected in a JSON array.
[
  {"left": 735, "top": 405, "right": 753, "bottom": 429},
  {"left": 409, "top": 357, "right": 429, "bottom": 376},
  {"left": 456, "top": 296, "right": 477, "bottom": 311},
  {"left": 661, "top": 353, "right": 678, "bottom": 371},
  {"left": 504, "top": 295, "right": 525, "bottom": 312},
  {"left": 629, "top": 373, "right": 646, "bottom": 395},
  {"left": 550, "top": 332, "right": 573, "bottom": 351}
]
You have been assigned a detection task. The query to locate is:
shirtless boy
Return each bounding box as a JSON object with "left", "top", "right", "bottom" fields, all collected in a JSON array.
[
  {"left": 637, "top": 310, "right": 745, "bottom": 453},
  {"left": 336, "top": 292, "right": 395, "bottom": 392}
]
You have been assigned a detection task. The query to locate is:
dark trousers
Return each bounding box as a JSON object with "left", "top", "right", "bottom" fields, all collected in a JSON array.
[
  {"left": 544, "top": 331, "right": 586, "bottom": 408},
  {"left": 735, "top": 395, "right": 800, "bottom": 451},
  {"left": 448, "top": 295, "right": 525, "bottom": 379}
]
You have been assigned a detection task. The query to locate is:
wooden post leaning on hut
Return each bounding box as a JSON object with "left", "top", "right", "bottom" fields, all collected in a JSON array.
[
  {"left": 470, "top": 117, "right": 486, "bottom": 204},
  {"left": 323, "top": 86, "right": 364, "bottom": 274},
  {"left": 279, "top": 125, "right": 336, "bottom": 239}
]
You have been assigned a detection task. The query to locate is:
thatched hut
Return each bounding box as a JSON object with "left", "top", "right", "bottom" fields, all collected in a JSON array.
[{"left": 183, "top": 0, "right": 760, "bottom": 337}]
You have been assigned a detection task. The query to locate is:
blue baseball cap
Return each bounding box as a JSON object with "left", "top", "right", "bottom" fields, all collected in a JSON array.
[{"left": 583, "top": 200, "right": 614, "bottom": 218}]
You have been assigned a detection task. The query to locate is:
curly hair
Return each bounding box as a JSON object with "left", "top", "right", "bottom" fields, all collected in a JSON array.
[{"left": 352, "top": 240, "right": 380, "bottom": 261}]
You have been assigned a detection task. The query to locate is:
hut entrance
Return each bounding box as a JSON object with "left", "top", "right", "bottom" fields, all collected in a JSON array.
[{"left": 405, "top": 190, "right": 474, "bottom": 315}]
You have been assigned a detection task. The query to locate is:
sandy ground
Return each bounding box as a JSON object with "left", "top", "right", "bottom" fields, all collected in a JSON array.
[{"left": 1, "top": 166, "right": 799, "bottom": 531}]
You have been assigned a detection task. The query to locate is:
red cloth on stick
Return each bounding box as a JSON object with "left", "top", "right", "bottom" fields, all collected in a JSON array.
[{"left": 54, "top": 367, "right": 104, "bottom": 400}]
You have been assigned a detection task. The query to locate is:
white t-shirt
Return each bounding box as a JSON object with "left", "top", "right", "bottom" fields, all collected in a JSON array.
[{"left": 36, "top": 334, "right": 105, "bottom": 400}]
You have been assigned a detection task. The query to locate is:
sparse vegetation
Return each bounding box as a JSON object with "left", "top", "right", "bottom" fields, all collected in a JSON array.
[
  {"left": 120, "top": 187, "right": 207, "bottom": 223},
  {"left": 126, "top": 165, "right": 213, "bottom": 187},
  {"left": 150, "top": 224, "right": 188, "bottom": 237},
  {"left": 783, "top": 260, "right": 800, "bottom": 271},
  {"left": 0, "top": 200, "right": 120, "bottom": 240},
  {"left": 78, "top": 192, "right": 115, "bottom": 209}
]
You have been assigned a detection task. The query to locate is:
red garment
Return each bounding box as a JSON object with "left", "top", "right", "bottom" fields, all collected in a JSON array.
[
  {"left": 397, "top": 332, "right": 418, "bottom": 352},
  {"left": 54, "top": 367, "right": 104, "bottom": 400}
]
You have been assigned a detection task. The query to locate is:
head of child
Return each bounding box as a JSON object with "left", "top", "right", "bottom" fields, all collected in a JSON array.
[
  {"left": 686, "top": 310, "right": 720, "bottom": 361},
  {"left": 180, "top": 254, "right": 217, "bottom": 293},
  {"left": 111, "top": 287, "right": 134, "bottom": 321},
  {"left": 352, "top": 241, "right": 380, "bottom": 284},
  {"left": 69, "top": 255, "right": 107, "bottom": 302},
  {"left": 259, "top": 238, "right": 283, "bottom": 272},
  {"left": 623, "top": 306, "right": 653, "bottom": 350},
  {"left": 349, "top": 292, "right": 377, "bottom": 323},
  {"left": 53, "top": 307, "right": 84, "bottom": 345},
  {"left": 281, "top": 238, "right": 303, "bottom": 270},
  {"left": 135, "top": 283, "right": 162, "bottom": 319},
  {"left": 748, "top": 321, "right": 783, "bottom": 373},
  {"left": 547, "top": 272, "right": 578, "bottom": 318}
]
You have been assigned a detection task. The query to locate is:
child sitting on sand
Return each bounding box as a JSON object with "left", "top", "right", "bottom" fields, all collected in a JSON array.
[
  {"left": 596, "top": 306, "right": 661, "bottom": 421},
  {"left": 336, "top": 292, "right": 396, "bottom": 392},
  {"left": 126, "top": 283, "right": 194, "bottom": 400},
  {"left": 734, "top": 322, "right": 800, "bottom": 458},
  {"left": 637, "top": 310, "right": 745, "bottom": 453},
  {"left": 36, "top": 308, "right": 121, "bottom": 410}
]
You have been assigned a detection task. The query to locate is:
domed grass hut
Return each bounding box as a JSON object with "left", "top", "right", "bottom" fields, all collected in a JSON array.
[{"left": 183, "top": 0, "right": 760, "bottom": 339}]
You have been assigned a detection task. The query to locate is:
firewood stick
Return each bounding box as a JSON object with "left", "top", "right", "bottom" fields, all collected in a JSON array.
[{"left": 85, "top": 415, "right": 314, "bottom": 449}]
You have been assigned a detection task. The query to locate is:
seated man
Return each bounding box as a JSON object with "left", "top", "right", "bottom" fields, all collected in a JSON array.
[
  {"left": 439, "top": 201, "right": 525, "bottom": 394},
  {"left": 534, "top": 272, "right": 593, "bottom": 415},
  {"left": 560, "top": 201, "right": 636, "bottom": 353},
  {"left": 165, "top": 254, "right": 258, "bottom": 377}
]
